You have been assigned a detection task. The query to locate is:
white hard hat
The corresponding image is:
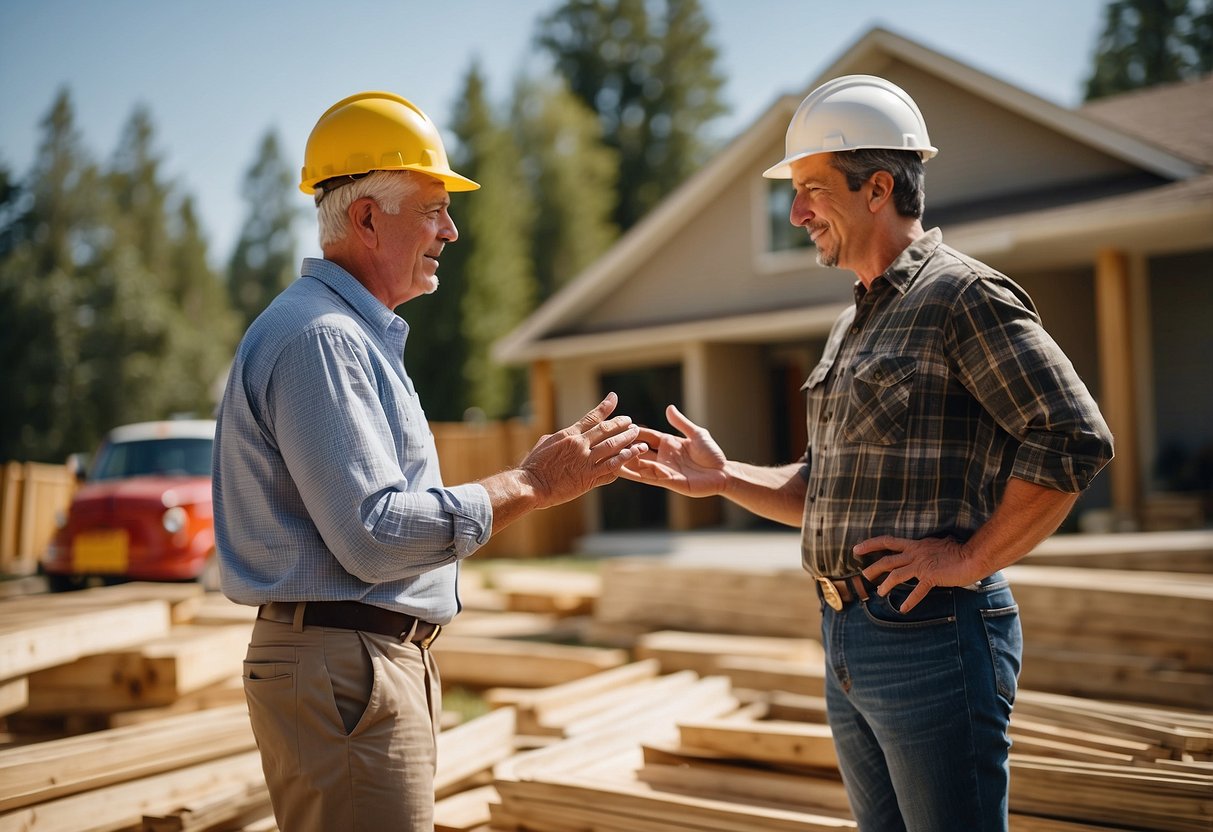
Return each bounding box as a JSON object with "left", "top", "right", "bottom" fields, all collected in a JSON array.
[{"left": 763, "top": 75, "right": 938, "bottom": 179}]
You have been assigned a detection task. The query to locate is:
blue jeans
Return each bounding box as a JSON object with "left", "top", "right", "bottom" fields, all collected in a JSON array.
[{"left": 821, "top": 572, "right": 1022, "bottom": 831}]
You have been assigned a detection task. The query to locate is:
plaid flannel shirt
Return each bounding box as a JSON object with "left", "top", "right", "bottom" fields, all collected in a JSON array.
[{"left": 800, "top": 229, "right": 1114, "bottom": 578}]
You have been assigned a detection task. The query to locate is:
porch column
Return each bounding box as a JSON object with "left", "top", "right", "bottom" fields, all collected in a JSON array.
[
  {"left": 529, "top": 359, "right": 557, "bottom": 435},
  {"left": 1094, "top": 248, "right": 1142, "bottom": 527}
]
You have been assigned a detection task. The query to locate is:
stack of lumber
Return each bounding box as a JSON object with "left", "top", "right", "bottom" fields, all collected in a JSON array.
[
  {"left": 3, "top": 547, "right": 1211, "bottom": 831},
  {"left": 1022, "top": 529, "right": 1213, "bottom": 572},
  {"left": 593, "top": 559, "right": 821, "bottom": 640},
  {"left": 1008, "top": 690, "right": 1213, "bottom": 831},
  {"left": 480, "top": 676, "right": 1213, "bottom": 832},
  {"left": 485, "top": 566, "right": 600, "bottom": 617},
  {"left": 593, "top": 556, "right": 1213, "bottom": 709},
  {"left": 0, "top": 583, "right": 188, "bottom": 718},
  {"left": 1006, "top": 564, "right": 1213, "bottom": 709}
]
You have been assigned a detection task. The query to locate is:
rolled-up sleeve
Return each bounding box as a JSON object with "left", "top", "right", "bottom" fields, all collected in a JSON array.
[{"left": 950, "top": 279, "right": 1115, "bottom": 493}]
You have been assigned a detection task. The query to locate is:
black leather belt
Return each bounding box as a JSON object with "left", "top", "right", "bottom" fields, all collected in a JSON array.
[
  {"left": 815, "top": 575, "right": 871, "bottom": 611},
  {"left": 257, "top": 601, "right": 442, "bottom": 648}
]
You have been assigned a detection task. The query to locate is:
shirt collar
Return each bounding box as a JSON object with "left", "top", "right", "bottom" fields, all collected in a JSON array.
[
  {"left": 880, "top": 227, "right": 943, "bottom": 296},
  {"left": 301, "top": 257, "right": 404, "bottom": 341}
]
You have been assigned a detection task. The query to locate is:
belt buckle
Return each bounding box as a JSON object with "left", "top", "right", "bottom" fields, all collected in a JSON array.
[
  {"left": 817, "top": 577, "right": 843, "bottom": 611},
  {"left": 417, "top": 623, "right": 442, "bottom": 650}
]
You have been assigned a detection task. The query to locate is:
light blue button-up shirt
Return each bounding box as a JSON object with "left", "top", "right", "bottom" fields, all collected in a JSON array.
[{"left": 213, "top": 258, "right": 492, "bottom": 623}]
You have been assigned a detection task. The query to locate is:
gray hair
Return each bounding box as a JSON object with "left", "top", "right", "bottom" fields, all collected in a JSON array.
[
  {"left": 316, "top": 170, "right": 423, "bottom": 249},
  {"left": 829, "top": 149, "right": 926, "bottom": 219}
]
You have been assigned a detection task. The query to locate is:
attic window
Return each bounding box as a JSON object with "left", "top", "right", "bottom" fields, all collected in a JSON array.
[{"left": 767, "top": 180, "right": 813, "bottom": 253}]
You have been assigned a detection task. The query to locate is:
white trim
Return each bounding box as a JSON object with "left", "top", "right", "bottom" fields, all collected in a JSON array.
[{"left": 502, "top": 304, "right": 850, "bottom": 363}]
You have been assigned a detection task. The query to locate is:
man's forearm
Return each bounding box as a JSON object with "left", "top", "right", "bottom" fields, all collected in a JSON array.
[
  {"left": 962, "top": 477, "right": 1079, "bottom": 575},
  {"left": 720, "top": 461, "right": 808, "bottom": 527}
]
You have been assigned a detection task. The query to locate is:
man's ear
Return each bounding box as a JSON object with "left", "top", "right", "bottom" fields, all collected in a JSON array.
[
  {"left": 867, "top": 171, "right": 894, "bottom": 213},
  {"left": 347, "top": 198, "right": 378, "bottom": 247}
]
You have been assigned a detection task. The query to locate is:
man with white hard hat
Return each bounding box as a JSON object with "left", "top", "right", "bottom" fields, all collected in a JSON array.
[
  {"left": 623, "top": 75, "right": 1114, "bottom": 830},
  {"left": 213, "top": 91, "right": 647, "bottom": 831}
]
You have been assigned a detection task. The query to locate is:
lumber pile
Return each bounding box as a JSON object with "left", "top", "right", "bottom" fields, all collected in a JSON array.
[
  {"left": 1007, "top": 564, "right": 1213, "bottom": 709},
  {"left": 594, "top": 556, "right": 1213, "bottom": 709},
  {"left": 2, "top": 544, "right": 1211, "bottom": 831}
]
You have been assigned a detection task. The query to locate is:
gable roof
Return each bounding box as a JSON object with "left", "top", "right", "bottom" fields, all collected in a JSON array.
[
  {"left": 495, "top": 27, "right": 1207, "bottom": 365},
  {"left": 1080, "top": 73, "right": 1213, "bottom": 167}
]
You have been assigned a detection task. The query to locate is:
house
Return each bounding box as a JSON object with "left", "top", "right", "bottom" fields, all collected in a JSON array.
[{"left": 495, "top": 27, "right": 1213, "bottom": 538}]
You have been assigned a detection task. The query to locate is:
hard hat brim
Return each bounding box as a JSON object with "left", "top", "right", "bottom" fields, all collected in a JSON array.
[
  {"left": 299, "top": 164, "right": 481, "bottom": 196},
  {"left": 762, "top": 144, "right": 938, "bottom": 180}
]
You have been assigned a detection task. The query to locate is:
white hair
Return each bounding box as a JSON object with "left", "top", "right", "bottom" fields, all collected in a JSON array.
[{"left": 316, "top": 170, "right": 424, "bottom": 250}]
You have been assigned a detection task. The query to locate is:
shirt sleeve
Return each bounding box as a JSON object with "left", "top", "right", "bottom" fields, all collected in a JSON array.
[
  {"left": 264, "top": 326, "right": 491, "bottom": 583},
  {"left": 948, "top": 278, "right": 1115, "bottom": 493}
]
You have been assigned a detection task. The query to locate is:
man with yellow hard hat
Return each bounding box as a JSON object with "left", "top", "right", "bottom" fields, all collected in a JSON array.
[
  {"left": 213, "top": 92, "right": 648, "bottom": 831},
  {"left": 621, "top": 75, "right": 1113, "bottom": 830}
]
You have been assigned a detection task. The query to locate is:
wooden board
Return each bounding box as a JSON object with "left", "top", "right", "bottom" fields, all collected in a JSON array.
[
  {"left": 677, "top": 718, "right": 838, "bottom": 769},
  {"left": 0, "top": 596, "right": 171, "bottom": 680},
  {"left": 635, "top": 630, "right": 822, "bottom": 676},
  {"left": 432, "top": 635, "right": 627, "bottom": 688},
  {"left": 0, "top": 703, "right": 254, "bottom": 811},
  {"left": 24, "top": 624, "right": 249, "bottom": 713}
]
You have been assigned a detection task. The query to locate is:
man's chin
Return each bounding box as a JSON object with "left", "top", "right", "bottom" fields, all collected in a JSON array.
[{"left": 424, "top": 277, "right": 439, "bottom": 295}]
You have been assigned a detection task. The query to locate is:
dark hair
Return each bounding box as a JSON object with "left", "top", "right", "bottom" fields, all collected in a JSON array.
[{"left": 829, "top": 149, "right": 925, "bottom": 218}]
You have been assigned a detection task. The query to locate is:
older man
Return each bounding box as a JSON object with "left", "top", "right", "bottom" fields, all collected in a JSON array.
[
  {"left": 213, "top": 91, "right": 646, "bottom": 831},
  {"left": 622, "top": 75, "right": 1113, "bottom": 830}
]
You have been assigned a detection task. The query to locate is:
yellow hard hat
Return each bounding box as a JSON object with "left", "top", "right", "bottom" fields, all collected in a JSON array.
[{"left": 299, "top": 91, "right": 480, "bottom": 199}]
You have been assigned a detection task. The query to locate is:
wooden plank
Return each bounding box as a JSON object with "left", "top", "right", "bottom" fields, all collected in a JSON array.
[
  {"left": 0, "top": 703, "right": 254, "bottom": 811},
  {"left": 139, "top": 781, "right": 270, "bottom": 832},
  {"left": 434, "top": 785, "right": 498, "bottom": 832},
  {"left": 495, "top": 775, "right": 857, "bottom": 832},
  {"left": 635, "top": 630, "right": 822, "bottom": 676},
  {"left": 0, "top": 597, "right": 172, "bottom": 680},
  {"left": 24, "top": 624, "right": 249, "bottom": 713},
  {"left": 0, "top": 676, "right": 27, "bottom": 717},
  {"left": 489, "top": 567, "right": 601, "bottom": 617},
  {"left": 0, "top": 749, "right": 265, "bottom": 832},
  {"left": 715, "top": 655, "right": 826, "bottom": 697},
  {"left": 639, "top": 745, "right": 850, "bottom": 815},
  {"left": 677, "top": 718, "right": 838, "bottom": 769},
  {"left": 432, "top": 636, "right": 627, "bottom": 688},
  {"left": 498, "top": 676, "right": 738, "bottom": 782},
  {"left": 1010, "top": 755, "right": 1213, "bottom": 832},
  {"left": 435, "top": 707, "right": 516, "bottom": 797}
]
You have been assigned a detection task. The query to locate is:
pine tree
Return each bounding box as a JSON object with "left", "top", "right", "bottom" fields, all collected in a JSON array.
[
  {"left": 511, "top": 76, "right": 619, "bottom": 299},
  {"left": 227, "top": 130, "right": 299, "bottom": 331},
  {"left": 411, "top": 63, "right": 537, "bottom": 420},
  {"left": 1085, "top": 0, "right": 1213, "bottom": 100},
  {"left": 537, "top": 0, "right": 726, "bottom": 229},
  {"left": 0, "top": 90, "right": 99, "bottom": 461}
]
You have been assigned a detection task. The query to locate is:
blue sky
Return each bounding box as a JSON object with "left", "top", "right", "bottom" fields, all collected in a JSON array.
[{"left": 1, "top": 0, "right": 1107, "bottom": 268}]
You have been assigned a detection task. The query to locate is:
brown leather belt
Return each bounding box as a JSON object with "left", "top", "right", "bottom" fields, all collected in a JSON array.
[
  {"left": 815, "top": 575, "right": 871, "bottom": 611},
  {"left": 257, "top": 601, "right": 442, "bottom": 648}
]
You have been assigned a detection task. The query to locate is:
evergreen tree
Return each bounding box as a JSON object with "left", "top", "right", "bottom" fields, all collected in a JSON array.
[
  {"left": 0, "top": 90, "right": 99, "bottom": 461},
  {"left": 511, "top": 76, "right": 619, "bottom": 299},
  {"left": 170, "top": 197, "right": 241, "bottom": 413},
  {"left": 537, "top": 0, "right": 726, "bottom": 229},
  {"left": 0, "top": 92, "right": 236, "bottom": 463},
  {"left": 1085, "top": 0, "right": 1213, "bottom": 99},
  {"left": 227, "top": 130, "right": 299, "bottom": 331},
  {"left": 407, "top": 63, "right": 538, "bottom": 421}
]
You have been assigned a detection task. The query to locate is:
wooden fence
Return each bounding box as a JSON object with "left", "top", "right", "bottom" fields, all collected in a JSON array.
[
  {"left": 0, "top": 462, "right": 77, "bottom": 576},
  {"left": 0, "top": 420, "right": 583, "bottom": 576}
]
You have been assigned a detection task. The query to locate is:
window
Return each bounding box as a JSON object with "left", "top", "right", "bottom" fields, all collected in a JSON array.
[{"left": 767, "top": 180, "right": 813, "bottom": 253}]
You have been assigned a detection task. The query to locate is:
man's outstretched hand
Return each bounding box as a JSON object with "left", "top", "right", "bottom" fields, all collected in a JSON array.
[{"left": 620, "top": 404, "right": 728, "bottom": 498}]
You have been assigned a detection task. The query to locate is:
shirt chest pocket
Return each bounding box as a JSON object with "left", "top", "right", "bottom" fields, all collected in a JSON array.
[{"left": 844, "top": 355, "right": 917, "bottom": 446}]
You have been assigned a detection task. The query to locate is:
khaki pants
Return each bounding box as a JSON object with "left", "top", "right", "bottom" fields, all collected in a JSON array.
[{"left": 242, "top": 615, "right": 442, "bottom": 831}]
